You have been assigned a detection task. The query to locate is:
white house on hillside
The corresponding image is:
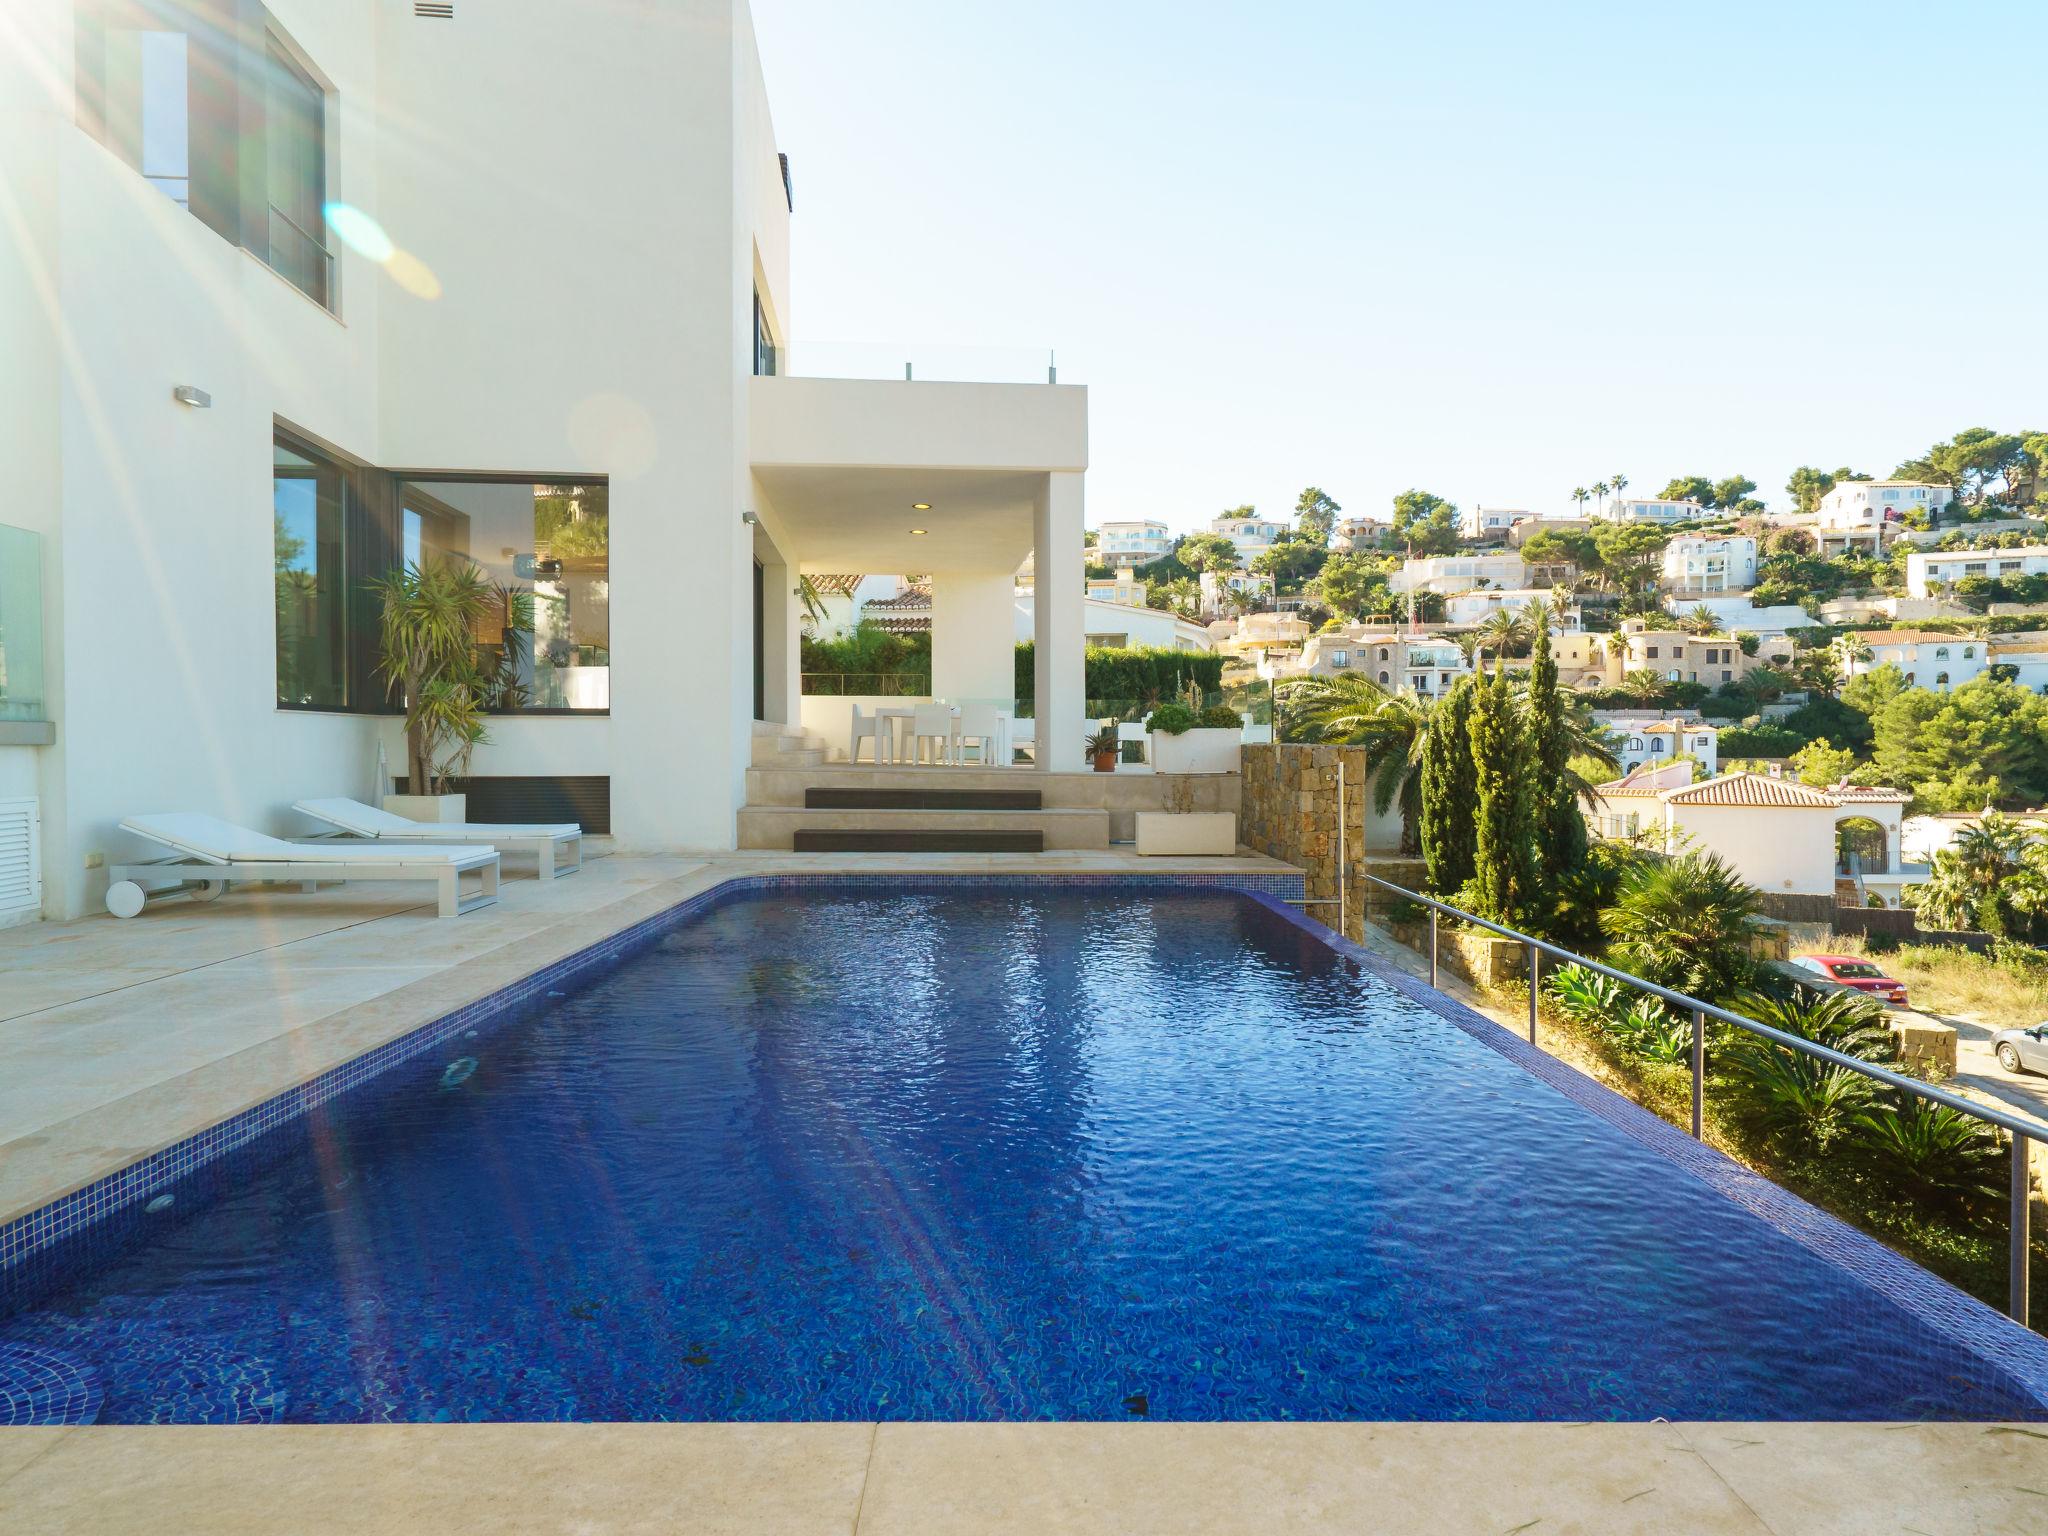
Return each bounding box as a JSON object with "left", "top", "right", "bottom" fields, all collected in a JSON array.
[
  {"left": 1661, "top": 535, "right": 1757, "bottom": 594},
  {"left": 1905, "top": 545, "right": 2048, "bottom": 598},
  {"left": 1331, "top": 515, "right": 1388, "bottom": 550},
  {"left": 1460, "top": 506, "right": 1524, "bottom": 542},
  {"left": 1817, "top": 480, "right": 1952, "bottom": 540},
  {"left": 1442, "top": 589, "right": 1578, "bottom": 627},
  {"left": 1595, "top": 718, "right": 1720, "bottom": 776},
  {"left": 1095, "top": 519, "right": 1174, "bottom": 566},
  {"left": 1839, "top": 631, "right": 1989, "bottom": 691},
  {"left": 1387, "top": 552, "right": 1529, "bottom": 595},
  {"left": 1209, "top": 512, "right": 1287, "bottom": 563},
  {"left": 1596, "top": 497, "right": 1705, "bottom": 524},
  {"left": 1589, "top": 769, "right": 1917, "bottom": 903},
  {"left": 0, "top": 0, "right": 1090, "bottom": 921}
]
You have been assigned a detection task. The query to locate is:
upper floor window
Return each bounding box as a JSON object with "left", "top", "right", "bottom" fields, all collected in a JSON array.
[
  {"left": 78, "top": 2, "right": 335, "bottom": 311},
  {"left": 753, "top": 289, "right": 780, "bottom": 376}
]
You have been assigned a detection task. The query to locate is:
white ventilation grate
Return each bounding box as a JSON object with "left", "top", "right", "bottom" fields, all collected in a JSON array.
[
  {"left": 415, "top": 2, "right": 454, "bottom": 17},
  {"left": 0, "top": 798, "right": 40, "bottom": 920}
]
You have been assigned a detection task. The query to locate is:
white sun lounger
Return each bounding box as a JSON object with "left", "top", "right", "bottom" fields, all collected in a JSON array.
[
  {"left": 292, "top": 798, "right": 582, "bottom": 880},
  {"left": 108, "top": 813, "right": 501, "bottom": 919}
]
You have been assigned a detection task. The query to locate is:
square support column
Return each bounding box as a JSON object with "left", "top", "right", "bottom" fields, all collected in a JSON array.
[
  {"left": 1033, "top": 471, "right": 1086, "bottom": 773},
  {"left": 931, "top": 573, "right": 1019, "bottom": 707}
]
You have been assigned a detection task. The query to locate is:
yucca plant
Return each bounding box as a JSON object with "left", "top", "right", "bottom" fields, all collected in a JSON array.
[{"left": 370, "top": 559, "right": 501, "bottom": 795}]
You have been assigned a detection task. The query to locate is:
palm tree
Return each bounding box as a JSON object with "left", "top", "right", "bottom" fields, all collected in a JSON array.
[
  {"left": 1610, "top": 472, "right": 1628, "bottom": 500},
  {"left": 1679, "top": 604, "right": 1719, "bottom": 636},
  {"left": 1474, "top": 608, "right": 1530, "bottom": 665},
  {"left": 1830, "top": 634, "right": 1873, "bottom": 678},
  {"left": 1571, "top": 486, "right": 1590, "bottom": 515},
  {"left": 1601, "top": 851, "right": 1764, "bottom": 1001},
  {"left": 1592, "top": 479, "right": 1611, "bottom": 515},
  {"left": 1277, "top": 676, "right": 1430, "bottom": 853},
  {"left": 369, "top": 560, "right": 500, "bottom": 795}
]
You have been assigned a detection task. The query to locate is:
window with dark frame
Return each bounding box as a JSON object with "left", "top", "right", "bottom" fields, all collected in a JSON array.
[
  {"left": 272, "top": 427, "right": 611, "bottom": 716},
  {"left": 76, "top": 1, "right": 336, "bottom": 311}
]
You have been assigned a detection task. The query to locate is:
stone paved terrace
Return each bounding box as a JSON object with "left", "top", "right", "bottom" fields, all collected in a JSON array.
[{"left": 3, "top": 848, "right": 2046, "bottom": 1530}]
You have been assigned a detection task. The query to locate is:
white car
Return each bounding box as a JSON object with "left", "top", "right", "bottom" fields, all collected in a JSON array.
[{"left": 1992, "top": 1022, "right": 2048, "bottom": 1076}]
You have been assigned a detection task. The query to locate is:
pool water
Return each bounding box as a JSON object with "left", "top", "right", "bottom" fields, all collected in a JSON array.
[{"left": 3, "top": 887, "right": 2042, "bottom": 1422}]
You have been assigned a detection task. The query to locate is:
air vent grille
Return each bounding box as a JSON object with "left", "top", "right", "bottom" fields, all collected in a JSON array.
[
  {"left": 0, "top": 798, "right": 41, "bottom": 917},
  {"left": 415, "top": 2, "right": 454, "bottom": 18}
]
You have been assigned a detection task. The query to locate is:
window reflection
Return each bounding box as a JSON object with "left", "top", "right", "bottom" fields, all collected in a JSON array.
[
  {"left": 273, "top": 440, "right": 348, "bottom": 708},
  {"left": 399, "top": 480, "right": 610, "bottom": 711}
]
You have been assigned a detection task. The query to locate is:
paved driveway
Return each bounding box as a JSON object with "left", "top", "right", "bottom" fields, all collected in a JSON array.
[{"left": 1896, "top": 1004, "right": 2048, "bottom": 1125}]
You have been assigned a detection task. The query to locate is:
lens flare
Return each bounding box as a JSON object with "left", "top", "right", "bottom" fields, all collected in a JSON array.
[
  {"left": 384, "top": 249, "right": 443, "bottom": 300},
  {"left": 320, "top": 202, "right": 395, "bottom": 263}
]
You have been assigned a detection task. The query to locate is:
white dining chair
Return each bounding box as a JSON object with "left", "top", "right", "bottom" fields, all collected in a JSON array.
[
  {"left": 850, "top": 704, "right": 893, "bottom": 764},
  {"left": 956, "top": 703, "right": 1003, "bottom": 765},
  {"left": 1008, "top": 717, "right": 1035, "bottom": 764},
  {"left": 911, "top": 702, "right": 958, "bottom": 765}
]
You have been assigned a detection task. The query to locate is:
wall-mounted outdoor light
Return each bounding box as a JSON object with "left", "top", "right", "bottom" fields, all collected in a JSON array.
[{"left": 172, "top": 385, "right": 212, "bottom": 408}]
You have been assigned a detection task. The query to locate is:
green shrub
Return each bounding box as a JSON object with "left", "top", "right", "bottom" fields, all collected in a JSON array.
[
  {"left": 1718, "top": 723, "right": 1805, "bottom": 758},
  {"left": 1601, "top": 852, "right": 1764, "bottom": 1003},
  {"left": 1195, "top": 704, "right": 1244, "bottom": 729},
  {"left": 1015, "top": 643, "right": 1225, "bottom": 712},
  {"left": 1849, "top": 1099, "right": 2008, "bottom": 1228},
  {"left": 1144, "top": 702, "right": 1198, "bottom": 735},
  {"left": 1720, "top": 1038, "right": 1881, "bottom": 1159}
]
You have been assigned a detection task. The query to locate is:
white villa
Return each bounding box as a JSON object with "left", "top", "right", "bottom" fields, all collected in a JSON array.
[
  {"left": 1209, "top": 512, "right": 1288, "bottom": 563},
  {"left": 0, "top": 0, "right": 1093, "bottom": 921},
  {"left": 1839, "top": 631, "right": 1989, "bottom": 692},
  {"left": 1905, "top": 545, "right": 2048, "bottom": 599},
  {"left": 1441, "top": 588, "right": 1578, "bottom": 628},
  {"left": 1094, "top": 519, "right": 1175, "bottom": 567},
  {"left": 1816, "top": 480, "right": 1952, "bottom": 543},
  {"left": 1596, "top": 717, "right": 1720, "bottom": 777},
  {"left": 1661, "top": 535, "right": 1757, "bottom": 595},
  {"left": 1386, "top": 552, "right": 1529, "bottom": 596},
  {"left": 1199, "top": 568, "right": 1275, "bottom": 618},
  {"left": 1589, "top": 767, "right": 1918, "bottom": 904},
  {"left": 1596, "top": 497, "right": 1705, "bottom": 524},
  {"left": 1460, "top": 506, "right": 1524, "bottom": 542}
]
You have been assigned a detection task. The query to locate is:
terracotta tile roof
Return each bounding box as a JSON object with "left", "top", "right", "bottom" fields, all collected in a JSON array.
[
  {"left": 1850, "top": 629, "right": 1978, "bottom": 645},
  {"left": 1659, "top": 772, "right": 1839, "bottom": 808},
  {"left": 807, "top": 573, "right": 865, "bottom": 597},
  {"left": 1828, "top": 784, "right": 1910, "bottom": 803}
]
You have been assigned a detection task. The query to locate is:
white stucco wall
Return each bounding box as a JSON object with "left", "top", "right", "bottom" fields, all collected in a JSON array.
[{"left": 1669, "top": 804, "right": 1837, "bottom": 896}]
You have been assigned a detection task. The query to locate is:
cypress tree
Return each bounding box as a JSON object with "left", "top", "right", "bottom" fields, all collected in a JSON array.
[
  {"left": 1527, "top": 604, "right": 1587, "bottom": 885},
  {"left": 1419, "top": 675, "right": 1478, "bottom": 893},
  {"left": 1469, "top": 664, "right": 1541, "bottom": 928}
]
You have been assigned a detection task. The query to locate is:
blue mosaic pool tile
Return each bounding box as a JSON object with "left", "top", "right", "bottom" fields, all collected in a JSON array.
[
  {"left": 1242, "top": 893, "right": 2048, "bottom": 1415},
  {"left": 0, "top": 870, "right": 1304, "bottom": 1302},
  {"left": 0, "top": 1340, "right": 101, "bottom": 1425}
]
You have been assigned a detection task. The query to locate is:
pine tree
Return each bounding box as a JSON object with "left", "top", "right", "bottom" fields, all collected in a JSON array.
[
  {"left": 1469, "top": 665, "right": 1541, "bottom": 928},
  {"left": 1419, "top": 675, "right": 1478, "bottom": 893},
  {"left": 1527, "top": 604, "right": 1587, "bottom": 884}
]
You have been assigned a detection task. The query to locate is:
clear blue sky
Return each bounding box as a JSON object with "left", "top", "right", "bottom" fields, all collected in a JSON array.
[{"left": 752, "top": 0, "right": 2048, "bottom": 535}]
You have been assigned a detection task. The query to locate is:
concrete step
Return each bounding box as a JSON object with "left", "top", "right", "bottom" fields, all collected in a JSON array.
[
  {"left": 737, "top": 805, "right": 1111, "bottom": 851},
  {"left": 805, "top": 786, "right": 1043, "bottom": 811},
  {"left": 749, "top": 734, "right": 828, "bottom": 767}
]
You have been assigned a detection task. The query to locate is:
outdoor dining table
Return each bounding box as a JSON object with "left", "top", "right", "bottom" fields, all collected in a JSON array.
[{"left": 872, "top": 704, "right": 1012, "bottom": 765}]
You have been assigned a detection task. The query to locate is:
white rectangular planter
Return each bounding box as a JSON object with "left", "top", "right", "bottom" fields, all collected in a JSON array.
[
  {"left": 1149, "top": 728, "right": 1242, "bottom": 775},
  {"left": 382, "top": 793, "right": 468, "bottom": 824},
  {"left": 1135, "top": 811, "right": 1238, "bottom": 856}
]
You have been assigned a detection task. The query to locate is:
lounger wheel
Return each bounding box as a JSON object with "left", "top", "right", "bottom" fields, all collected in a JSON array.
[
  {"left": 190, "top": 879, "right": 226, "bottom": 902},
  {"left": 105, "top": 881, "right": 147, "bottom": 919}
]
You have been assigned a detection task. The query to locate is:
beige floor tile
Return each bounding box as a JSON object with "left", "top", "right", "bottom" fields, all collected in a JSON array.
[
  {"left": 0, "top": 1427, "right": 73, "bottom": 1486},
  {"left": 0, "top": 1423, "right": 874, "bottom": 1536},
  {"left": 1675, "top": 1421, "right": 2048, "bottom": 1536},
  {"left": 856, "top": 1422, "right": 1772, "bottom": 1535}
]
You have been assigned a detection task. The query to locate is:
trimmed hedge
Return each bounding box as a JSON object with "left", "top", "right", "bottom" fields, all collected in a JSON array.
[
  {"left": 1718, "top": 723, "right": 1806, "bottom": 758},
  {"left": 1014, "top": 643, "right": 1224, "bottom": 713}
]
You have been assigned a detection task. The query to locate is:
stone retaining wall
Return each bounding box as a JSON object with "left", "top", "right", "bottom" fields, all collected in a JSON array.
[{"left": 1240, "top": 744, "right": 1426, "bottom": 943}]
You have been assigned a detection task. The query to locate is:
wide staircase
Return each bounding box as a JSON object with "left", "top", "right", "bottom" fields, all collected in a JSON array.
[{"left": 740, "top": 723, "right": 1110, "bottom": 853}]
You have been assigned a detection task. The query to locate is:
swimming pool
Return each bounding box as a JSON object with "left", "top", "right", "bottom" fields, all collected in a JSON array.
[{"left": 3, "top": 883, "right": 2045, "bottom": 1422}]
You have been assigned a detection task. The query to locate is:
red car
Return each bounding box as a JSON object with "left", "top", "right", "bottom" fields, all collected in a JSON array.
[{"left": 1792, "top": 954, "right": 1909, "bottom": 1007}]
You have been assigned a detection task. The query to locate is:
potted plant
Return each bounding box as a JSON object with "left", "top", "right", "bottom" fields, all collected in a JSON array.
[
  {"left": 370, "top": 560, "right": 505, "bottom": 822},
  {"left": 1146, "top": 702, "right": 1244, "bottom": 775},
  {"left": 1085, "top": 725, "right": 1121, "bottom": 773}
]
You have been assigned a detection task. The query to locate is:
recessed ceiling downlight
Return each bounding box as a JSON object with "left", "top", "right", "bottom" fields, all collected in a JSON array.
[
  {"left": 912, "top": 502, "right": 931, "bottom": 510},
  {"left": 909, "top": 528, "right": 928, "bottom": 536}
]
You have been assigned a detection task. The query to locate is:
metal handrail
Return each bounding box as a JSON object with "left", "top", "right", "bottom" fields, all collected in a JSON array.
[{"left": 1357, "top": 869, "right": 2039, "bottom": 1323}]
